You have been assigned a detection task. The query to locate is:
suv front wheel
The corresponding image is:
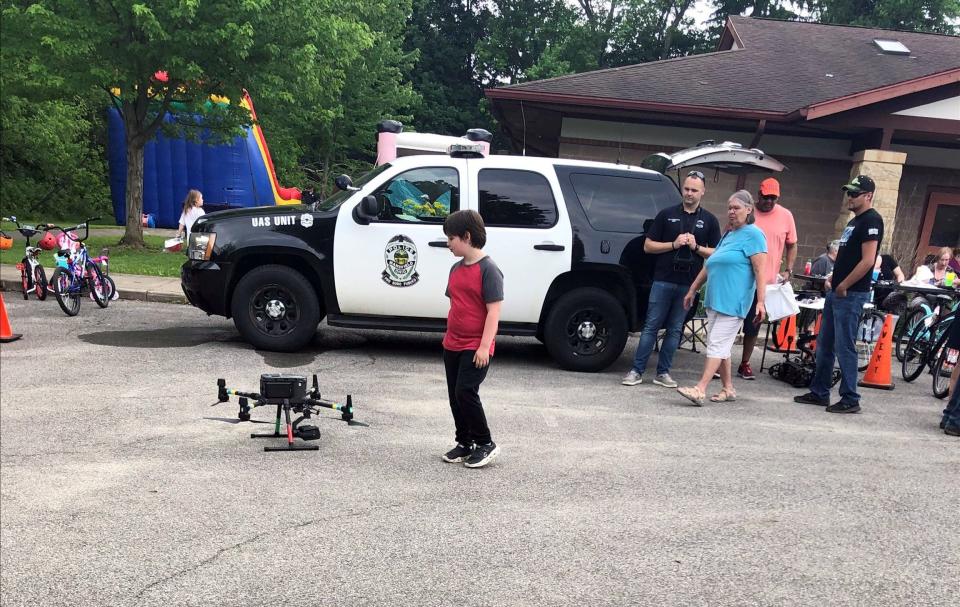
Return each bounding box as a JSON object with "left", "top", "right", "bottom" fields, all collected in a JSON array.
[
  {"left": 543, "top": 287, "right": 628, "bottom": 372},
  {"left": 231, "top": 265, "right": 322, "bottom": 351}
]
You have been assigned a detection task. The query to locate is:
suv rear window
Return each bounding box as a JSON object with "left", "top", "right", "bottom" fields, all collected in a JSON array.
[
  {"left": 568, "top": 172, "right": 676, "bottom": 233},
  {"left": 478, "top": 169, "right": 557, "bottom": 228}
]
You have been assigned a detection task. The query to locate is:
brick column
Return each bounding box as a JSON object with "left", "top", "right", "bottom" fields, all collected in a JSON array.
[{"left": 833, "top": 149, "right": 907, "bottom": 252}]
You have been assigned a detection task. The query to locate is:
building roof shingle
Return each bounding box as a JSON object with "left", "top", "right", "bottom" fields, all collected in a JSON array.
[{"left": 488, "top": 17, "right": 960, "bottom": 116}]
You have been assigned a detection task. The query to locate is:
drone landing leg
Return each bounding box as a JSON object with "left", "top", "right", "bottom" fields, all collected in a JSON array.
[
  {"left": 264, "top": 404, "right": 317, "bottom": 452},
  {"left": 250, "top": 404, "right": 284, "bottom": 439}
]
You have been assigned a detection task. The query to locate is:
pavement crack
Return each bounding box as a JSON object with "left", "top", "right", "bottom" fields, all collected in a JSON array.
[
  {"left": 133, "top": 501, "right": 406, "bottom": 598},
  {"left": 133, "top": 528, "right": 275, "bottom": 599}
]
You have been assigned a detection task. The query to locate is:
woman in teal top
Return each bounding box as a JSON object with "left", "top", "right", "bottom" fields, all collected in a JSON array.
[{"left": 678, "top": 190, "right": 767, "bottom": 405}]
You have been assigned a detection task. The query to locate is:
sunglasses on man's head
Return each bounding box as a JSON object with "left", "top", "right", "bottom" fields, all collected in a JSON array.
[
  {"left": 846, "top": 190, "right": 866, "bottom": 198},
  {"left": 687, "top": 170, "right": 705, "bottom": 180}
]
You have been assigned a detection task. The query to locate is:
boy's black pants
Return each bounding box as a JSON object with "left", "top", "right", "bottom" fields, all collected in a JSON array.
[{"left": 443, "top": 348, "right": 492, "bottom": 446}]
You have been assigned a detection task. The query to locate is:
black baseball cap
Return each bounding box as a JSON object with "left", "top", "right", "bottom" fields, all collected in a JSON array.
[{"left": 841, "top": 175, "right": 876, "bottom": 194}]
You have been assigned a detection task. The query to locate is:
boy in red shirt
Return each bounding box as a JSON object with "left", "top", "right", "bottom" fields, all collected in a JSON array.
[{"left": 441, "top": 210, "right": 504, "bottom": 468}]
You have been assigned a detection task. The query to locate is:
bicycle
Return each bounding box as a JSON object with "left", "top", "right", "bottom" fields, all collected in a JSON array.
[
  {"left": 48, "top": 218, "right": 111, "bottom": 316},
  {"left": 855, "top": 306, "right": 887, "bottom": 372},
  {"left": 1, "top": 215, "right": 54, "bottom": 300},
  {"left": 896, "top": 294, "right": 957, "bottom": 363},
  {"left": 902, "top": 307, "right": 956, "bottom": 383},
  {"left": 931, "top": 332, "right": 957, "bottom": 399}
]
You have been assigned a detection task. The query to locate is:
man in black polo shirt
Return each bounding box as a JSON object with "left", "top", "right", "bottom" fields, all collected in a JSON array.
[
  {"left": 622, "top": 171, "right": 722, "bottom": 388},
  {"left": 795, "top": 175, "right": 884, "bottom": 413}
]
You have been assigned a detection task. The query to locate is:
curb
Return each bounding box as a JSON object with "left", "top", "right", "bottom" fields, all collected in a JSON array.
[{"left": 0, "top": 278, "right": 188, "bottom": 304}]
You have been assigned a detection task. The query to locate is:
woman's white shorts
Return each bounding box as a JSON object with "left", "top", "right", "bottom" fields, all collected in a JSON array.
[{"left": 705, "top": 309, "right": 743, "bottom": 359}]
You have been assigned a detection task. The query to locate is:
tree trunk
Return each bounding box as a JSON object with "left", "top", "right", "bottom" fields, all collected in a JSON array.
[{"left": 121, "top": 137, "right": 145, "bottom": 247}]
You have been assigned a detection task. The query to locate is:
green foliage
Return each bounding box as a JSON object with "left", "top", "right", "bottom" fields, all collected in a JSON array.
[
  {"left": 405, "top": 0, "right": 491, "bottom": 138},
  {"left": 799, "top": 0, "right": 960, "bottom": 33}
]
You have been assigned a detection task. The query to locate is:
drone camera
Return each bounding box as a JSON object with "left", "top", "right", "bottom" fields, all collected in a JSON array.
[{"left": 259, "top": 374, "right": 307, "bottom": 403}]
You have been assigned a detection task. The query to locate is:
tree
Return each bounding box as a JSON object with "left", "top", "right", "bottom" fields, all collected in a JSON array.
[
  {"left": 405, "top": 0, "right": 491, "bottom": 136},
  {"left": 800, "top": 0, "right": 960, "bottom": 33},
  {"left": 2, "top": 1, "right": 375, "bottom": 246}
]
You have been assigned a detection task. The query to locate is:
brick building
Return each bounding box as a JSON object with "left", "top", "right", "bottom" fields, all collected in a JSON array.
[{"left": 486, "top": 17, "right": 960, "bottom": 272}]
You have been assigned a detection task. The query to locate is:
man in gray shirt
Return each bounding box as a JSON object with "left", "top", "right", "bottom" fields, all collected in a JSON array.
[{"left": 810, "top": 240, "right": 839, "bottom": 276}]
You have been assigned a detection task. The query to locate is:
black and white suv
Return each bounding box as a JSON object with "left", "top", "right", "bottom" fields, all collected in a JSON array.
[{"left": 181, "top": 140, "right": 783, "bottom": 372}]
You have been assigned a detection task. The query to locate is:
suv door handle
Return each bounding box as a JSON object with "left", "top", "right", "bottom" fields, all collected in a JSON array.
[
  {"left": 534, "top": 243, "right": 565, "bottom": 251},
  {"left": 429, "top": 240, "right": 448, "bottom": 248}
]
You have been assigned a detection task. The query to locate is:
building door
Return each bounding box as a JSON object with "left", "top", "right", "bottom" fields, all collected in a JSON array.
[{"left": 918, "top": 190, "right": 960, "bottom": 263}]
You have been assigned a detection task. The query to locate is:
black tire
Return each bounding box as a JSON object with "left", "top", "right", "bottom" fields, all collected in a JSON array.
[
  {"left": 901, "top": 320, "right": 931, "bottom": 382},
  {"left": 104, "top": 276, "right": 117, "bottom": 301},
  {"left": 895, "top": 308, "right": 924, "bottom": 362},
  {"left": 543, "top": 287, "right": 628, "bottom": 372},
  {"left": 52, "top": 267, "right": 80, "bottom": 316},
  {"left": 932, "top": 337, "right": 956, "bottom": 400},
  {"left": 855, "top": 310, "right": 886, "bottom": 372},
  {"left": 33, "top": 264, "right": 48, "bottom": 300},
  {"left": 86, "top": 261, "right": 108, "bottom": 308},
  {"left": 231, "top": 265, "right": 321, "bottom": 352}
]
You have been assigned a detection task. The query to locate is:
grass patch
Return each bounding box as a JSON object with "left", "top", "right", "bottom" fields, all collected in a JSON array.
[
  {"left": 0, "top": 235, "right": 185, "bottom": 277},
  {"left": 85, "top": 236, "right": 186, "bottom": 277}
]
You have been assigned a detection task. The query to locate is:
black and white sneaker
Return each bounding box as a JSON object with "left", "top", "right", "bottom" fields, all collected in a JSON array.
[
  {"left": 442, "top": 443, "right": 473, "bottom": 463},
  {"left": 464, "top": 442, "right": 500, "bottom": 468}
]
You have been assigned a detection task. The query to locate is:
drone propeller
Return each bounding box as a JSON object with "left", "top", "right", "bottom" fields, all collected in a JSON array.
[{"left": 202, "top": 416, "right": 272, "bottom": 425}]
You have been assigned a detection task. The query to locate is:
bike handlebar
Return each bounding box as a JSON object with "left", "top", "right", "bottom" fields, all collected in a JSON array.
[{"left": 45, "top": 217, "right": 100, "bottom": 243}]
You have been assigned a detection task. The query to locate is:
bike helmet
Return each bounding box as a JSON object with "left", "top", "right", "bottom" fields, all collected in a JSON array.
[{"left": 38, "top": 232, "right": 58, "bottom": 250}]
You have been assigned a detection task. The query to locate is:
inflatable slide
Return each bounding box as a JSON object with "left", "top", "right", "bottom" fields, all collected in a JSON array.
[{"left": 108, "top": 91, "right": 300, "bottom": 229}]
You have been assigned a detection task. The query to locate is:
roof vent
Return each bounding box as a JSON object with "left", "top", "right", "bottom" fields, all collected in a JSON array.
[{"left": 873, "top": 39, "right": 910, "bottom": 55}]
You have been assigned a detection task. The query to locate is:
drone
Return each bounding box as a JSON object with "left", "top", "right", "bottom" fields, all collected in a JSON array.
[{"left": 215, "top": 373, "right": 367, "bottom": 452}]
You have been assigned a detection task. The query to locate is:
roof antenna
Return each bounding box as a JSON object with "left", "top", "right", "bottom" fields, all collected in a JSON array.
[{"left": 521, "top": 99, "right": 527, "bottom": 156}]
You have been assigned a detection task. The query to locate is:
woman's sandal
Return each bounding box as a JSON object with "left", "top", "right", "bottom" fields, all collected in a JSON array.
[
  {"left": 677, "top": 386, "right": 705, "bottom": 407},
  {"left": 710, "top": 388, "right": 737, "bottom": 402}
]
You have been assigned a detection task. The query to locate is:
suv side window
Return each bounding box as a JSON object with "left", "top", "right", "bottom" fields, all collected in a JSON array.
[
  {"left": 372, "top": 167, "right": 459, "bottom": 223},
  {"left": 569, "top": 172, "right": 674, "bottom": 233},
  {"left": 478, "top": 169, "right": 557, "bottom": 228}
]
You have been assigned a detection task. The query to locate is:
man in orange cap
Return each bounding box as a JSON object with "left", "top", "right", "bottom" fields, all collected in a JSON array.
[{"left": 736, "top": 177, "right": 797, "bottom": 380}]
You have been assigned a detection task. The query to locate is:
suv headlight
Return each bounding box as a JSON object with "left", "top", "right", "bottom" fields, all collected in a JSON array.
[{"left": 188, "top": 232, "right": 216, "bottom": 260}]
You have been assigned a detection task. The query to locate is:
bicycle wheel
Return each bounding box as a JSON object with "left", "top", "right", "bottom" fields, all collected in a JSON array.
[
  {"left": 895, "top": 308, "right": 924, "bottom": 362},
  {"left": 932, "top": 338, "right": 957, "bottom": 399},
  {"left": 855, "top": 310, "right": 885, "bottom": 372},
  {"left": 33, "top": 264, "right": 48, "bottom": 300},
  {"left": 85, "top": 261, "right": 108, "bottom": 308},
  {"left": 52, "top": 267, "right": 80, "bottom": 316},
  {"left": 901, "top": 320, "right": 931, "bottom": 382},
  {"left": 104, "top": 275, "right": 117, "bottom": 301}
]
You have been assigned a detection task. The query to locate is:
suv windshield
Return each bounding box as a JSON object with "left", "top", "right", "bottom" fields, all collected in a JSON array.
[{"left": 315, "top": 163, "right": 391, "bottom": 212}]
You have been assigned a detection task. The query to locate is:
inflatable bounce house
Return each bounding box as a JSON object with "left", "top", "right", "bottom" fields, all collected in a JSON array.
[{"left": 108, "top": 76, "right": 300, "bottom": 229}]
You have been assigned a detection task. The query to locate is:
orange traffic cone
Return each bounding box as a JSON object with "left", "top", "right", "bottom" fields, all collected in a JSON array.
[
  {"left": 858, "top": 312, "right": 895, "bottom": 390},
  {"left": 0, "top": 293, "right": 22, "bottom": 343},
  {"left": 767, "top": 314, "right": 799, "bottom": 353}
]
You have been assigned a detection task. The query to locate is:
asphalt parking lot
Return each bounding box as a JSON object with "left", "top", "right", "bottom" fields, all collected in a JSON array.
[{"left": 1, "top": 297, "right": 957, "bottom": 606}]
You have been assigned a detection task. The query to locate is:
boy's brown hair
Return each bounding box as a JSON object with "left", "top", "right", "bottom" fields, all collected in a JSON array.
[{"left": 443, "top": 209, "right": 486, "bottom": 249}]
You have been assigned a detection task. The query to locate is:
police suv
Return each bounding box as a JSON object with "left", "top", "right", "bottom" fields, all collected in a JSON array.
[{"left": 181, "top": 140, "right": 783, "bottom": 372}]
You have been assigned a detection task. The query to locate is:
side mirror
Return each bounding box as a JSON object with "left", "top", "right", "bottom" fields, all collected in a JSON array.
[
  {"left": 353, "top": 195, "right": 379, "bottom": 225},
  {"left": 335, "top": 174, "right": 356, "bottom": 191}
]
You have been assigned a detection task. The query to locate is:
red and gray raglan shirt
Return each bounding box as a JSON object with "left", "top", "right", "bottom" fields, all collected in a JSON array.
[{"left": 443, "top": 256, "right": 504, "bottom": 355}]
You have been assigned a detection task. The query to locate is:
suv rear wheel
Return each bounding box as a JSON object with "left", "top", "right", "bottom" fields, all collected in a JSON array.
[
  {"left": 543, "top": 287, "right": 628, "bottom": 372},
  {"left": 231, "top": 265, "right": 321, "bottom": 351}
]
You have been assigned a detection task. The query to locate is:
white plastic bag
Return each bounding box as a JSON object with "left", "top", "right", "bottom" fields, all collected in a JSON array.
[{"left": 764, "top": 281, "right": 801, "bottom": 322}]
